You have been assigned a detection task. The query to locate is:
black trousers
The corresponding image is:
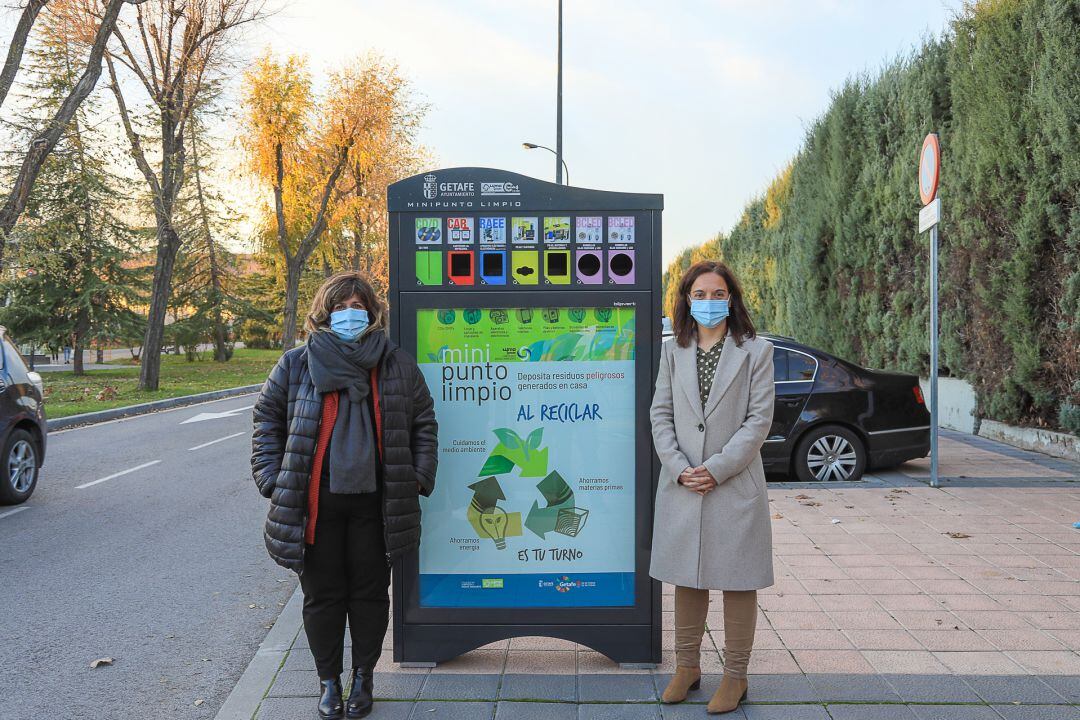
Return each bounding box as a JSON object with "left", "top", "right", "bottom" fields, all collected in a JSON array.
[{"left": 300, "top": 483, "right": 390, "bottom": 680}]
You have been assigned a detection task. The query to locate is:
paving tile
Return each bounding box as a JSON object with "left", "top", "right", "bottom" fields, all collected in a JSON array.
[
  {"left": 257, "top": 697, "right": 414, "bottom": 720},
  {"left": 499, "top": 674, "right": 577, "bottom": 703},
  {"left": 792, "top": 649, "right": 876, "bottom": 674},
  {"left": 963, "top": 674, "right": 1068, "bottom": 704},
  {"left": 579, "top": 703, "right": 661, "bottom": 719},
  {"left": 267, "top": 669, "right": 317, "bottom": 697},
  {"left": 830, "top": 611, "right": 905, "bottom": 629},
  {"left": 419, "top": 673, "right": 501, "bottom": 701},
  {"left": 409, "top": 701, "right": 494, "bottom": 719},
  {"left": 862, "top": 649, "right": 949, "bottom": 674},
  {"left": 742, "top": 704, "right": 829, "bottom": 720},
  {"left": 508, "top": 636, "right": 580, "bottom": 651},
  {"left": 843, "top": 629, "right": 922, "bottom": 650},
  {"left": 1041, "top": 674, "right": 1080, "bottom": 703},
  {"left": 880, "top": 673, "right": 982, "bottom": 703},
  {"left": 430, "top": 649, "right": 506, "bottom": 674},
  {"left": 662, "top": 704, "right": 744, "bottom": 720},
  {"left": 577, "top": 673, "right": 657, "bottom": 702},
  {"left": 991, "top": 705, "right": 1080, "bottom": 720},
  {"left": 804, "top": 673, "right": 901, "bottom": 702},
  {"left": 374, "top": 672, "right": 427, "bottom": 701},
  {"left": 775, "top": 628, "right": 854, "bottom": 649},
  {"left": 740, "top": 673, "right": 818, "bottom": 702},
  {"left": 1006, "top": 650, "right": 1080, "bottom": 675},
  {"left": 495, "top": 701, "right": 577, "bottom": 720},
  {"left": 826, "top": 705, "right": 918, "bottom": 720},
  {"left": 910, "top": 629, "right": 997, "bottom": 651},
  {"left": 976, "top": 629, "right": 1066, "bottom": 651},
  {"left": 932, "top": 651, "right": 1027, "bottom": 675},
  {"left": 763, "top": 611, "right": 836, "bottom": 629},
  {"left": 746, "top": 649, "right": 800, "bottom": 674},
  {"left": 910, "top": 704, "right": 1003, "bottom": 720},
  {"left": 504, "top": 650, "right": 577, "bottom": 674}
]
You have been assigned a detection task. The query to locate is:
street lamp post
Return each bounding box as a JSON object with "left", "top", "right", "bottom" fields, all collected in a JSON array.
[
  {"left": 522, "top": 142, "right": 569, "bottom": 186},
  {"left": 556, "top": 0, "right": 563, "bottom": 185}
]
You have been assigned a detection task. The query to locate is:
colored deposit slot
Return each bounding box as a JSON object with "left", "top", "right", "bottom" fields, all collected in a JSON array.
[
  {"left": 415, "top": 251, "right": 443, "bottom": 286},
  {"left": 608, "top": 250, "right": 635, "bottom": 285},
  {"left": 448, "top": 251, "right": 475, "bottom": 285},
  {"left": 544, "top": 250, "right": 571, "bottom": 285},
  {"left": 511, "top": 250, "right": 539, "bottom": 285},
  {"left": 576, "top": 250, "right": 603, "bottom": 284},
  {"left": 479, "top": 251, "right": 506, "bottom": 285}
]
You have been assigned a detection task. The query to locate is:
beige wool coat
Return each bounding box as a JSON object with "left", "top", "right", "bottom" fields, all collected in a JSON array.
[{"left": 649, "top": 331, "right": 776, "bottom": 590}]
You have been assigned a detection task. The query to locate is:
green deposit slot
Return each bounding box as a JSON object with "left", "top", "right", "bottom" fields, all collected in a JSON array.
[{"left": 388, "top": 168, "right": 663, "bottom": 667}]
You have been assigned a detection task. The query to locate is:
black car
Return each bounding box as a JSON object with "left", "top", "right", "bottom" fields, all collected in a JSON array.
[
  {"left": 761, "top": 334, "right": 929, "bottom": 482},
  {"left": 0, "top": 327, "right": 46, "bottom": 504}
]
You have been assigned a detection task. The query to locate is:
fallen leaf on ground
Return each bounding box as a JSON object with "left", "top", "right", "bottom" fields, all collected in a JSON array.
[
  {"left": 90, "top": 657, "right": 113, "bottom": 669},
  {"left": 946, "top": 532, "right": 971, "bottom": 539},
  {"left": 800, "top": 501, "right": 822, "bottom": 507},
  {"left": 794, "top": 494, "right": 812, "bottom": 500},
  {"left": 772, "top": 513, "right": 784, "bottom": 520},
  {"left": 194, "top": 699, "right": 204, "bottom": 707}
]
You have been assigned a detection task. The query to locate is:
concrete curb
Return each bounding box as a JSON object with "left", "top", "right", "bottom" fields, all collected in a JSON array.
[
  {"left": 46, "top": 384, "right": 263, "bottom": 431},
  {"left": 214, "top": 584, "right": 304, "bottom": 720}
]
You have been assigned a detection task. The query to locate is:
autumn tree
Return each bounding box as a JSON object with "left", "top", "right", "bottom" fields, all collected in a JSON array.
[
  {"left": 243, "top": 52, "right": 424, "bottom": 350},
  {"left": 103, "top": 0, "right": 263, "bottom": 390}
]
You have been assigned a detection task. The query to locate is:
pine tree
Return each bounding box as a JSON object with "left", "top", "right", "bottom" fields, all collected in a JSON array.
[{"left": 0, "top": 11, "right": 144, "bottom": 375}]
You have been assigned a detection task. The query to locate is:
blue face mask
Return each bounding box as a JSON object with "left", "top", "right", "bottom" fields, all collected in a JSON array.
[
  {"left": 329, "top": 307, "right": 369, "bottom": 341},
  {"left": 689, "top": 298, "right": 729, "bottom": 328}
]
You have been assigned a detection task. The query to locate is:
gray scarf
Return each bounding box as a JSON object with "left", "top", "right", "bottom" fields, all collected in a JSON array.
[{"left": 306, "top": 329, "right": 388, "bottom": 494}]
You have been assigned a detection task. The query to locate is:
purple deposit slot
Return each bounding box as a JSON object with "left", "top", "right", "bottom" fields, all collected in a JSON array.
[
  {"left": 575, "top": 250, "right": 603, "bottom": 284},
  {"left": 607, "top": 249, "right": 635, "bottom": 284}
]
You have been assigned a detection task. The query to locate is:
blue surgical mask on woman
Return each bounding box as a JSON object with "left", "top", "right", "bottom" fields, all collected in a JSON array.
[
  {"left": 689, "top": 298, "right": 729, "bottom": 328},
  {"left": 329, "top": 307, "right": 369, "bottom": 341}
]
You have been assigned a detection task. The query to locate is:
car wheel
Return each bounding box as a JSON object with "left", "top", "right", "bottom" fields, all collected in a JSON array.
[
  {"left": 793, "top": 424, "right": 866, "bottom": 482},
  {"left": 0, "top": 429, "right": 39, "bottom": 504}
]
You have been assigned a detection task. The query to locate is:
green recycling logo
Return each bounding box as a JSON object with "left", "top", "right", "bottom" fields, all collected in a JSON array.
[{"left": 466, "top": 426, "right": 589, "bottom": 550}]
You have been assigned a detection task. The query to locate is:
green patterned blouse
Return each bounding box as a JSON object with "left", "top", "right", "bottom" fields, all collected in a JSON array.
[{"left": 696, "top": 340, "right": 725, "bottom": 408}]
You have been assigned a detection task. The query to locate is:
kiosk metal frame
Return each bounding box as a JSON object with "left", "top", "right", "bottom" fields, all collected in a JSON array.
[{"left": 387, "top": 168, "right": 663, "bottom": 665}]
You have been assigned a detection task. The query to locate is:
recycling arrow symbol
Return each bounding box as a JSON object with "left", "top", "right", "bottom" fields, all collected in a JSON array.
[{"left": 524, "top": 471, "right": 574, "bottom": 539}]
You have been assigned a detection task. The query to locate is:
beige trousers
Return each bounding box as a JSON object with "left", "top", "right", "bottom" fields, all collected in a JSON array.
[{"left": 674, "top": 585, "right": 757, "bottom": 679}]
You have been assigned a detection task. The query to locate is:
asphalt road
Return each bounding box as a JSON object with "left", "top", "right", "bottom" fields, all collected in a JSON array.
[{"left": 0, "top": 393, "right": 296, "bottom": 720}]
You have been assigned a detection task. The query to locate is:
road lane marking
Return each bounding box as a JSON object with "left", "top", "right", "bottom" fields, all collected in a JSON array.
[
  {"left": 189, "top": 431, "right": 246, "bottom": 451},
  {"left": 50, "top": 392, "right": 260, "bottom": 435},
  {"left": 181, "top": 405, "right": 254, "bottom": 425},
  {"left": 0, "top": 507, "right": 29, "bottom": 520},
  {"left": 76, "top": 460, "right": 161, "bottom": 489}
]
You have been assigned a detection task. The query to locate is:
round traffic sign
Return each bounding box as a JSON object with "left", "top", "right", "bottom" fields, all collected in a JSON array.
[{"left": 919, "top": 133, "right": 940, "bottom": 205}]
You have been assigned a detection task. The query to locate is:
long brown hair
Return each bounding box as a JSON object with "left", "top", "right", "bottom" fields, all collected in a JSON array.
[
  {"left": 672, "top": 260, "right": 756, "bottom": 348},
  {"left": 304, "top": 271, "right": 388, "bottom": 336}
]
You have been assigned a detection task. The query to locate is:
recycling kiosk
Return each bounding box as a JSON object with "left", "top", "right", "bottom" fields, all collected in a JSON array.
[{"left": 387, "top": 168, "right": 663, "bottom": 665}]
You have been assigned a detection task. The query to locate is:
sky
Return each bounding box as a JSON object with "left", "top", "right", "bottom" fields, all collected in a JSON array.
[{"left": 243, "top": 0, "right": 963, "bottom": 266}]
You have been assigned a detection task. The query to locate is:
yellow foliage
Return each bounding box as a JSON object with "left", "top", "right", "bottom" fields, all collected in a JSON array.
[{"left": 763, "top": 163, "right": 793, "bottom": 230}]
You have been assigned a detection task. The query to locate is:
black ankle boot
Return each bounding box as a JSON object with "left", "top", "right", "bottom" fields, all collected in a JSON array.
[
  {"left": 345, "top": 667, "right": 374, "bottom": 718},
  {"left": 318, "top": 677, "right": 344, "bottom": 719}
]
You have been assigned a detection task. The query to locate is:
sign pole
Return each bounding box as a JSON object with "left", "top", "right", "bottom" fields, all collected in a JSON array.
[
  {"left": 929, "top": 222, "right": 939, "bottom": 488},
  {"left": 918, "top": 133, "right": 942, "bottom": 489}
]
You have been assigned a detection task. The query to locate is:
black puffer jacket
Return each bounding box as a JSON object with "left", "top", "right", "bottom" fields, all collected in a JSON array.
[{"left": 250, "top": 339, "right": 438, "bottom": 574}]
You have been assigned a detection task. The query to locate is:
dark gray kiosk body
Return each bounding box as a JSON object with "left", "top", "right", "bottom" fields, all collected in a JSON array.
[{"left": 387, "top": 168, "right": 663, "bottom": 665}]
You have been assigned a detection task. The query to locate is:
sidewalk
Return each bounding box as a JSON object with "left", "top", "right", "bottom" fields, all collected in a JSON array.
[{"left": 219, "top": 430, "right": 1080, "bottom": 720}]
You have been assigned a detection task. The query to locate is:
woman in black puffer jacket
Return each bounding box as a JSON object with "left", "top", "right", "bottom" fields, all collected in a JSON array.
[{"left": 251, "top": 271, "right": 437, "bottom": 720}]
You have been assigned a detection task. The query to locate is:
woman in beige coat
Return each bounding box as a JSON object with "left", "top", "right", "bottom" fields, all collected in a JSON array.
[{"left": 650, "top": 260, "right": 775, "bottom": 715}]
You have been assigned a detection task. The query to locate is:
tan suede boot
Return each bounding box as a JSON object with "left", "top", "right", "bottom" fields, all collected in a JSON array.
[
  {"left": 706, "top": 675, "right": 748, "bottom": 714},
  {"left": 661, "top": 666, "right": 701, "bottom": 704}
]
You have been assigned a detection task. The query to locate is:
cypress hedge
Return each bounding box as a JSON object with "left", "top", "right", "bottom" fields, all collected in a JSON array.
[{"left": 664, "top": 0, "right": 1079, "bottom": 435}]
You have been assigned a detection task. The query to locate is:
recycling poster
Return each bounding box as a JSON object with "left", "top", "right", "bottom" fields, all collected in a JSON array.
[{"left": 416, "top": 306, "right": 637, "bottom": 607}]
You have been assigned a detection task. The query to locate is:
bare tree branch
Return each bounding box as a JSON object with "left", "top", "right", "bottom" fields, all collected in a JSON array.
[
  {"left": 0, "top": 0, "right": 49, "bottom": 112},
  {"left": 0, "top": 0, "right": 133, "bottom": 265}
]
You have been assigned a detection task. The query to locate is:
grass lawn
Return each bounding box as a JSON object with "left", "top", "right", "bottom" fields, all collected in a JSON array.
[{"left": 42, "top": 348, "right": 280, "bottom": 419}]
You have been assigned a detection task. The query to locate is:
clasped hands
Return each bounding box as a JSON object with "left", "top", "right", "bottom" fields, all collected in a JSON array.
[{"left": 678, "top": 465, "right": 717, "bottom": 495}]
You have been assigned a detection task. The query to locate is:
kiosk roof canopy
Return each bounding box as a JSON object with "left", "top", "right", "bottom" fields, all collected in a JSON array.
[{"left": 388, "top": 167, "right": 664, "bottom": 213}]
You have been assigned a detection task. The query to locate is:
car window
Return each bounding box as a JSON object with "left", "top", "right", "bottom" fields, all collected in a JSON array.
[
  {"left": 773, "top": 349, "right": 789, "bottom": 382},
  {"left": 2, "top": 338, "right": 30, "bottom": 383},
  {"left": 774, "top": 347, "right": 817, "bottom": 382},
  {"left": 788, "top": 351, "right": 816, "bottom": 381}
]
